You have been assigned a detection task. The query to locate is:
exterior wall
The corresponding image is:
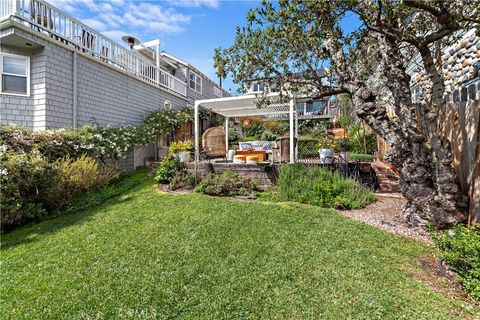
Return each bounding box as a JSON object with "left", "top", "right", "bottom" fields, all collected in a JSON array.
[
  {"left": 75, "top": 55, "right": 188, "bottom": 127},
  {"left": 1, "top": 27, "right": 191, "bottom": 131}
]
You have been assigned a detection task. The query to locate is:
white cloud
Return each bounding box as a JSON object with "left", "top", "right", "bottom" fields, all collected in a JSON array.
[
  {"left": 167, "top": 0, "right": 220, "bottom": 9},
  {"left": 45, "top": 1, "right": 200, "bottom": 48},
  {"left": 82, "top": 18, "right": 107, "bottom": 31},
  {"left": 70, "top": 1, "right": 191, "bottom": 35}
]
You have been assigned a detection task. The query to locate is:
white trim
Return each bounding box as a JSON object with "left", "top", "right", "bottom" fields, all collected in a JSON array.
[
  {"left": 0, "top": 52, "right": 30, "bottom": 96},
  {"left": 1, "top": 20, "right": 189, "bottom": 102},
  {"left": 189, "top": 70, "right": 202, "bottom": 93}
]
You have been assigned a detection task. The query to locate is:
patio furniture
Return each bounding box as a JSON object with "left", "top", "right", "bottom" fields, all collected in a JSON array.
[
  {"left": 235, "top": 150, "right": 266, "bottom": 162},
  {"left": 202, "top": 126, "right": 226, "bottom": 158},
  {"left": 246, "top": 155, "right": 260, "bottom": 164},
  {"left": 273, "top": 136, "right": 297, "bottom": 163},
  {"left": 233, "top": 155, "right": 247, "bottom": 164},
  {"left": 239, "top": 140, "right": 274, "bottom": 161}
]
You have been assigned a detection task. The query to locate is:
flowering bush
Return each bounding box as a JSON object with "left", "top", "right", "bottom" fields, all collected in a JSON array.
[
  {"left": 0, "top": 108, "right": 198, "bottom": 231},
  {"left": 1, "top": 150, "right": 57, "bottom": 230}
]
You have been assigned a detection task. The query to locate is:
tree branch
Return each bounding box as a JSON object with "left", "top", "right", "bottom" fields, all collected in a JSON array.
[{"left": 402, "top": 0, "right": 441, "bottom": 17}]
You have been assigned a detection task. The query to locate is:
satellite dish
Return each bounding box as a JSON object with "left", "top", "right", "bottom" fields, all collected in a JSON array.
[{"left": 121, "top": 35, "right": 140, "bottom": 49}]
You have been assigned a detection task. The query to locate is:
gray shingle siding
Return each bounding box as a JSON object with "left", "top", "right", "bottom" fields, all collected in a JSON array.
[
  {"left": 1, "top": 25, "right": 225, "bottom": 170},
  {"left": 1, "top": 44, "right": 46, "bottom": 130},
  {"left": 1, "top": 27, "right": 193, "bottom": 130}
]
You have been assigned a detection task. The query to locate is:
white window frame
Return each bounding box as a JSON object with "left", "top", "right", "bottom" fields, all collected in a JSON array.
[
  {"left": 189, "top": 71, "right": 202, "bottom": 93},
  {"left": 0, "top": 53, "right": 30, "bottom": 97},
  {"left": 411, "top": 84, "right": 420, "bottom": 103},
  {"left": 251, "top": 82, "right": 265, "bottom": 93},
  {"left": 213, "top": 86, "right": 222, "bottom": 98}
]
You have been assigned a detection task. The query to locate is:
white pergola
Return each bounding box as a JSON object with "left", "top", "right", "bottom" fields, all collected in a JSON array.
[{"left": 194, "top": 93, "right": 298, "bottom": 166}]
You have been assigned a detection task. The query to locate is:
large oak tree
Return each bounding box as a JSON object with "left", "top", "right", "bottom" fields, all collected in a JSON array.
[{"left": 214, "top": 0, "right": 479, "bottom": 227}]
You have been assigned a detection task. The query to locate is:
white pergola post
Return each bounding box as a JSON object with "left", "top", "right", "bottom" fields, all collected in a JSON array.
[
  {"left": 224, "top": 116, "right": 229, "bottom": 158},
  {"left": 295, "top": 111, "right": 298, "bottom": 161},
  {"left": 194, "top": 101, "right": 200, "bottom": 183},
  {"left": 289, "top": 98, "right": 295, "bottom": 163}
]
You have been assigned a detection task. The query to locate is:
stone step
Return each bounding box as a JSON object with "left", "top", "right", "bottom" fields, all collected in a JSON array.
[
  {"left": 377, "top": 181, "right": 401, "bottom": 193},
  {"left": 375, "top": 172, "right": 400, "bottom": 181}
]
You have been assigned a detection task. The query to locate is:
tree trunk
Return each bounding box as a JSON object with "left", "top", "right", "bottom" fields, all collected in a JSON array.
[
  {"left": 373, "top": 34, "right": 467, "bottom": 227},
  {"left": 328, "top": 34, "right": 466, "bottom": 227}
]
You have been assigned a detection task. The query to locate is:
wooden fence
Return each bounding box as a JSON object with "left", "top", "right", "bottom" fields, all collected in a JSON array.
[{"left": 377, "top": 100, "right": 479, "bottom": 224}]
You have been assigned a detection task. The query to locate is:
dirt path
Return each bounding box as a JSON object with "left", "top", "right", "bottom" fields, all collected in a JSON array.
[{"left": 338, "top": 194, "right": 433, "bottom": 245}]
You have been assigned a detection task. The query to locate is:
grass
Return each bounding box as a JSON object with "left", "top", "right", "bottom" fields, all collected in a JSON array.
[{"left": 1, "top": 171, "right": 477, "bottom": 319}]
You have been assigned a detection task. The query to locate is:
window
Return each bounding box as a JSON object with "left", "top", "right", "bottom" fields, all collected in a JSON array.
[
  {"left": 411, "top": 84, "right": 421, "bottom": 103},
  {"left": 189, "top": 71, "right": 202, "bottom": 93},
  {"left": 213, "top": 86, "right": 222, "bottom": 98},
  {"left": 0, "top": 53, "right": 30, "bottom": 96},
  {"left": 251, "top": 82, "right": 265, "bottom": 92}
]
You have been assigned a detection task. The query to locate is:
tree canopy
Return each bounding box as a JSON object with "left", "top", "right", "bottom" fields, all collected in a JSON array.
[{"left": 214, "top": 0, "right": 480, "bottom": 227}]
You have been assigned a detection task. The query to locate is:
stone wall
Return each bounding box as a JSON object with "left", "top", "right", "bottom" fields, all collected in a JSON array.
[{"left": 410, "top": 29, "right": 480, "bottom": 102}]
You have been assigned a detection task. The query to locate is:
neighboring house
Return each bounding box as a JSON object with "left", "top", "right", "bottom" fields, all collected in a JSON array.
[
  {"left": 0, "top": 0, "right": 228, "bottom": 168},
  {"left": 242, "top": 69, "right": 336, "bottom": 120}
]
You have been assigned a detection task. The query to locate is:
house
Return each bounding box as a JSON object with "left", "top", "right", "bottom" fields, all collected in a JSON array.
[{"left": 0, "top": 0, "right": 228, "bottom": 168}]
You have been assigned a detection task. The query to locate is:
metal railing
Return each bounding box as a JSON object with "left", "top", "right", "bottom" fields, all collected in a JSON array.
[
  {"left": 1, "top": 0, "right": 187, "bottom": 96},
  {"left": 296, "top": 100, "right": 335, "bottom": 118}
]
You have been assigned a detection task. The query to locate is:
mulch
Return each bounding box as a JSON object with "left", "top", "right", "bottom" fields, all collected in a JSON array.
[{"left": 338, "top": 193, "right": 433, "bottom": 245}]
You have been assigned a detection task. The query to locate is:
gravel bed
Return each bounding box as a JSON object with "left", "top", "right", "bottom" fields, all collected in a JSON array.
[{"left": 338, "top": 194, "right": 433, "bottom": 245}]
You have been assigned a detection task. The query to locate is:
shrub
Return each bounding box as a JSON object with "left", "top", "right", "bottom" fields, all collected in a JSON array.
[
  {"left": 169, "top": 171, "right": 195, "bottom": 191},
  {"left": 431, "top": 224, "right": 480, "bottom": 301},
  {"left": 349, "top": 126, "right": 377, "bottom": 155},
  {"left": 350, "top": 153, "right": 374, "bottom": 162},
  {"left": 241, "top": 119, "right": 265, "bottom": 139},
  {"left": 298, "top": 119, "right": 330, "bottom": 136},
  {"left": 155, "top": 156, "right": 185, "bottom": 184},
  {"left": 0, "top": 152, "right": 113, "bottom": 231},
  {"left": 53, "top": 155, "right": 111, "bottom": 206},
  {"left": 335, "top": 138, "right": 353, "bottom": 152},
  {"left": 270, "top": 164, "right": 375, "bottom": 209},
  {"left": 169, "top": 140, "right": 193, "bottom": 155},
  {"left": 0, "top": 150, "right": 58, "bottom": 230},
  {"left": 263, "top": 120, "right": 288, "bottom": 135},
  {"left": 196, "top": 171, "right": 257, "bottom": 196},
  {"left": 260, "top": 130, "right": 278, "bottom": 141}
]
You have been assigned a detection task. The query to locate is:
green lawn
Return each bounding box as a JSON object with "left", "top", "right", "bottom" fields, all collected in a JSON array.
[{"left": 1, "top": 171, "right": 476, "bottom": 319}]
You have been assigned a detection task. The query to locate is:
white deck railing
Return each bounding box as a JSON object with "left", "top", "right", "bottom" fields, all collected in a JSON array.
[
  {"left": 297, "top": 100, "right": 335, "bottom": 118},
  {"left": 1, "top": 0, "right": 187, "bottom": 96}
]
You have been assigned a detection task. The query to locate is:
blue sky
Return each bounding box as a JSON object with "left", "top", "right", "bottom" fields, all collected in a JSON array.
[{"left": 49, "top": 0, "right": 261, "bottom": 93}]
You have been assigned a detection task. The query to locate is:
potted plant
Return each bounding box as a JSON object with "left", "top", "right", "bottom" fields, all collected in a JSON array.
[
  {"left": 317, "top": 135, "right": 335, "bottom": 164},
  {"left": 169, "top": 140, "right": 193, "bottom": 162},
  {"left": 335, "top": 137, "right": 353, "bottom": 164}
]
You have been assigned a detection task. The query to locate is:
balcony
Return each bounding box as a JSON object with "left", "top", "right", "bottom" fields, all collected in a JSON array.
[
  {"left": 0, "top": 0, "right": 187, "bottom": 96},
  {"left": 296, "top": 100, "right": 336, "bottom": 119}
]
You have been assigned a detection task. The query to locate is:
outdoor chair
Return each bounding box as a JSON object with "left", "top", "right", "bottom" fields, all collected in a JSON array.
[{"left": 272, "top": 136, "right": 297, "bottom": 163}]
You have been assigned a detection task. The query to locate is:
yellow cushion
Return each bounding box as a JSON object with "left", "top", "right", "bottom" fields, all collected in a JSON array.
[
  {"left": 246, "top": 155, "right": 260, "bottom": 164},
  {"left": 233, "top": 155, "right": 246, "bottom": 163}
]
